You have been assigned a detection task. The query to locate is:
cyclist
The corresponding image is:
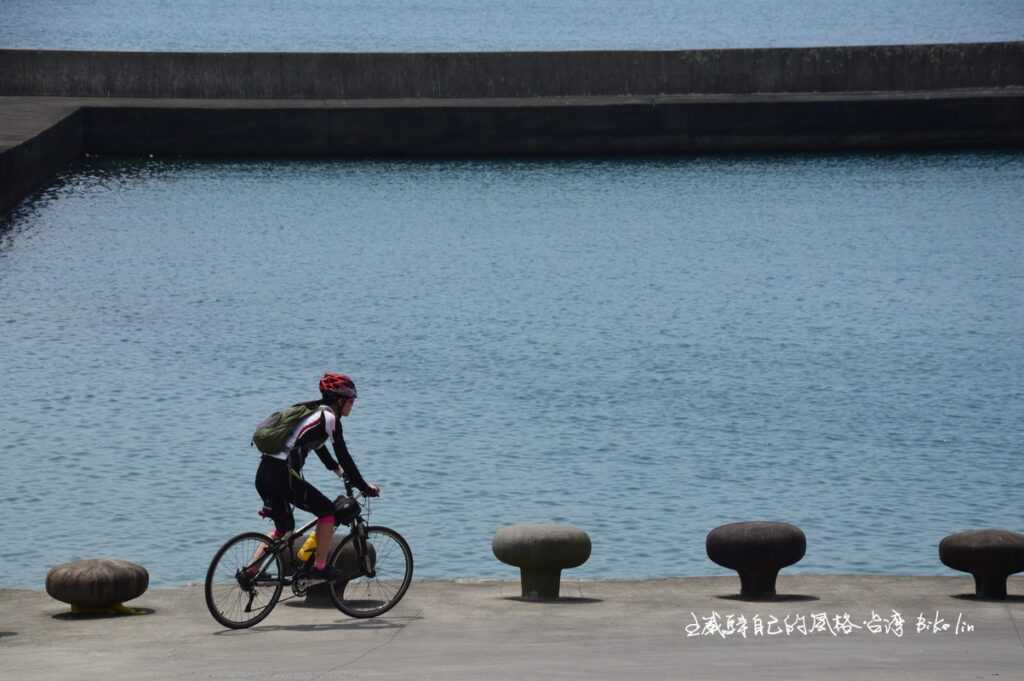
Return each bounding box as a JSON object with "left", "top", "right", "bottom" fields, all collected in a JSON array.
[{"left": 255, "top": 372, "right": 380, "bottom": 581}]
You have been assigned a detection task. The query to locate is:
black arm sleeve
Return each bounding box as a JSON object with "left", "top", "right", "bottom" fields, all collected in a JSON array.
[
  {"left": 313, "top": 445, "right": 339, "bottom": 471},
  {"left": 307, "top": 410, "right": 339, "bottom": 471},
  {"left": 331, "top": 423, "right": 370, "bottom": 493}
]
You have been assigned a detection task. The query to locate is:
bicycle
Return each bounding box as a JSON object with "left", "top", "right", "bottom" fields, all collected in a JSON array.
[{"left": 204, "top": 479, "right": 413, "bottom": 629}]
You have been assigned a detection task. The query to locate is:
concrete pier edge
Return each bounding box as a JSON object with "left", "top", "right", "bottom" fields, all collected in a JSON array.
[{"left": 2, "top": 41, "right": 1023, "bottom": 215}]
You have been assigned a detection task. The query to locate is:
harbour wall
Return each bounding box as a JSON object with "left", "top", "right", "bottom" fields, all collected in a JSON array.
[
  {"left": 2, "top": 42, "right": 1024, "bottom": 98},
  {"left": 79, "top": 93, "right": 1023, "bottom": 156},
  {"left": 0, "top": 105, "right": 82, "bottom": 217},
  {"left": 2, "top": 42, "right": 1024, "bottom": 217}
]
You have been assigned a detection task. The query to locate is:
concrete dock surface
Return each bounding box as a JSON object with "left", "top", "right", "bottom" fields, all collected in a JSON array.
[{"left": 2, "top": 575, "right": 1022, "bottom": 680}]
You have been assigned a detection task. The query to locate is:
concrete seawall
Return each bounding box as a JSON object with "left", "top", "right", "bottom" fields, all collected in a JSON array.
[
  {"left": 2, "top": 42, "right": 1024, "bottom": 217},
  {"left": 0, "top": 100, "right": 82, "bottom": 216},
  {"left": 3, "top": 42, "right": 1024, "bottom": 98},
  {"left": 77, "top": 91, "right": 1024, "bottom": 156}
]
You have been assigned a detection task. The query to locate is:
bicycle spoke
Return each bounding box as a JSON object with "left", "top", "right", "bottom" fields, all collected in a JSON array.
[{"left": 329, "top": 526, "right": 412, "bottom": 618}]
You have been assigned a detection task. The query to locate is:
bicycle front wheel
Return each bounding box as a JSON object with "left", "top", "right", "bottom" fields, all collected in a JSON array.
[
  {"left": 205, "top": 532, "right": 284, "bottom": 629},
  {"left": 328, "top": 525, "right": 413, "bottom": 618}
]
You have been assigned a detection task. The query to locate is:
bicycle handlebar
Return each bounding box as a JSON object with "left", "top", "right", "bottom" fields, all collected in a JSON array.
[{"left": 342, "top": 475, "right": 377, "bottom": 501}]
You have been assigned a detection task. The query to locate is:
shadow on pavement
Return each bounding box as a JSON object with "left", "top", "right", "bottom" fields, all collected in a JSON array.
[
  {"left": 283, "top": 598, "right": 339, "bottom": 609},
  {"left": 214, "top": 614, "right": 422, "bottom": 636},
  {"left": 500, "top": 596, "right": 604, "bottom": 604},
  {"left": 0, "top": 632, "right": 17, "bottom": 639},
  {"left": 52, "top": 607, "right": 156, "bottom": 620},
  {"left": 951, "top": 593, "right": 1024, "bottom": 603},
  {"left": 715, "top": 594, "right": 819, "bottom": 603}
]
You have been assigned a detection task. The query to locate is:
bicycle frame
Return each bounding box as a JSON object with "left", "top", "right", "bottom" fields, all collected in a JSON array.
[
  {"left": 247, "top": 488, "right": 369, "bottom": 587},
  {"left": 264, "top": 515, "right": 320, "bottom": 577},
  {"left": 206, "top": 482, "right": 409, "bottom": 627}
]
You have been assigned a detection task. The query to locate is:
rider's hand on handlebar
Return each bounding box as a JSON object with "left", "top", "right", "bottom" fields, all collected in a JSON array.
[{"left": 365, "top": 483, "right": 381, "bottom": 497}]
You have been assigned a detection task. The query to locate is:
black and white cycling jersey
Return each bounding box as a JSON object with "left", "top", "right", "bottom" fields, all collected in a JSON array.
[{"left": 264, "top": 405, "right": 370, "bottom": 493}]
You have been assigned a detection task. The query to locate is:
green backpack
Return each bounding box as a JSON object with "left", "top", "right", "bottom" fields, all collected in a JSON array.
[{"left": 251, "top": 403, "right": 321, "bottom": 455}]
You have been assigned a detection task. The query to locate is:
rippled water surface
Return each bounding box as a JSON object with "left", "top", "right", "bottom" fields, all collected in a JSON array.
[
  {"left": 2, "top": 0, "right": 1022, "bottom": 51},
  {"left": 1, "top": 152, "right": 1022, "bottom": 587}
]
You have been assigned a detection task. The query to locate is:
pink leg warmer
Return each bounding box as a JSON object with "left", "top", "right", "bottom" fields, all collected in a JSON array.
[{"left": 314, "top": 517, "right": 334, "bottom": 570}]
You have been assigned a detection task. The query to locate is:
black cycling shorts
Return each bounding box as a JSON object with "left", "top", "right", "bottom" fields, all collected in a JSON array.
[{"left": 255, "top": 456, "right": 335, "bottom": 535}]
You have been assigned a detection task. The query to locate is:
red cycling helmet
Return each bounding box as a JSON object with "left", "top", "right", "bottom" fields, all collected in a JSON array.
[{"left": 319, "top": 373, "right": 357, "bottom": 400}]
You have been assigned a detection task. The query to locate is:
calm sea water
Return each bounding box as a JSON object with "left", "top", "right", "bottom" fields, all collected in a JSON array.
[
  {"left": 1, "top": 152, "right": 1022, "bottom": 588},
  {"left": 2, "top": 0, "right": 1022, "bottom": 51}
]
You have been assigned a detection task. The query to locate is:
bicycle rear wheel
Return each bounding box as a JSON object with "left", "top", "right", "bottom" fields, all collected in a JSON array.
[
  {"left": 204, "top": 532, "right": 284, "bottom": 629},
  {"left": 328, "top": 525, "right": 413, "bottom": 618}
]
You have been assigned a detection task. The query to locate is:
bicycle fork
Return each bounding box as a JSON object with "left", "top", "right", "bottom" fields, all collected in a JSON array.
[{"left": 354, "top": 522, "right": 375, "bottom": 578}]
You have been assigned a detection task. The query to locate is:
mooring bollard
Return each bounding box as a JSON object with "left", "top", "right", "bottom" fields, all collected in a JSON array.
[
  {"left": 285, "top": 534, "right": 375, "bottom": 604},
  {"left": 706, "top": 521, "right": 806, "bottom": 599},
  {"left": 492, "top": 524, "right": 591, "bottom": 601},
  {"left": 46, "top": 558, "right": 149, "bottom": 614},
  {"left": 939, "top": 528, "right": 1024, "bottom": 599}
]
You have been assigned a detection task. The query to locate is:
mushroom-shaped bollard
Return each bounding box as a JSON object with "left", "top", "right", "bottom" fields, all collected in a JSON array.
[
  {"left": 492, "top": 524, "right": 591, "bottom": 601},
  {"left": 46, "top": 559, "right": 149, "bottom": 613},
  {"left": 307, "top": 540, "right": 376, "bottom": 605},
  {"left": 939, "top": 529, "right": 1024, "bottom": 599},
  {"left": 287, "top": 533, "right": 378, "bottom": 604},
  {"left": 706, "top": 521, "right": 806, "bottom": 599}
]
